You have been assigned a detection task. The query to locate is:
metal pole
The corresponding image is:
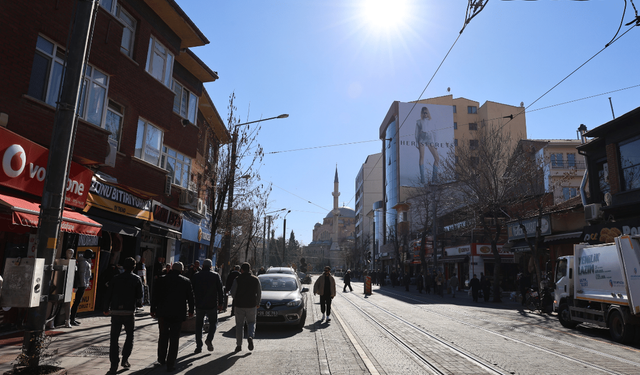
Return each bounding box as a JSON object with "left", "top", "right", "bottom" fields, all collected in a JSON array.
[
  {"left": 220, "top": 128, "right": 238, "bottom": 277},
  {"left": 24, "top": 0, "right": 98, "bottom": 367},
  {"left": 282, "top": 210, "right": 291, "bottom": 266},
  {"left": 262, "top": 215, "right": 267, "bottom": 268}
]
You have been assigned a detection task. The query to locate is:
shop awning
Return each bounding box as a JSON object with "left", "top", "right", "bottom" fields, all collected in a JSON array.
[
  {"left": 0, "top": 193, "right": 102, "bottom": 236},
  {"left": 544, "top": 231, "right": 582, "bottom": 243}
]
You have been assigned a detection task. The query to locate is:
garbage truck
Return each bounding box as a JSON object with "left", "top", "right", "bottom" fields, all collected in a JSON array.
[{"left": 554, "top": 235, "right": 640, "bottom": 344}]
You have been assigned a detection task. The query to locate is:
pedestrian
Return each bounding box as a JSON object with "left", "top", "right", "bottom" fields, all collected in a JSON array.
[
  {"left": 151, "top": 262, "right": 194, "bottom": 371},
  {"left": 482, "top": 274, "right": 491, "bottom": 302},
  {"left": 449, "top": 273, "right": 459, "bottom": 298},
  {"left": 469, "top": 274, "right": 480, "bottom": 302},
  {"left": 314, "top": 266, "right": 336, "bottom": 322},
  {"left": 230, "top": 262, "right": 262, "bottom": 353},
  {"left": 258, "top": 266, "right": 266, "bottom": 275},
  {"left": 390, "top": 270, "right": 397, "bottom": 288},
  {"left": 403, "top": 273, "right": 410, "bottom": 291},
  {"left": 343, "top": 269, "right": 353, "bottom": 292},
  {"left": 135, "top": 255, "right": 148, "bottom": 307},
  {"left": 424, "top": 272, "right": 432, "bottom": 294},
  {"left": 70, "top": 249, "right": 93, "bottom": 326},
  {"left": 191, "top": 259, "right": 224, "bottom": 353},
  {"left": 370, "top": 270, "right": 377, "bottom": 286},
  {"left": 435, "top": 271, "right": 444, "bottom": 297},
  {"left": 103, "top": 257, "right": 143, "bottom": 374},
  {"left": 186, "top": 260, "right": 201, "bottom": 279},
  {"left": 416, "top": 273, "right": 424, "bottom": 294},
  {"left": 225, "top": 265, "right": 241, "bottom": 315}
]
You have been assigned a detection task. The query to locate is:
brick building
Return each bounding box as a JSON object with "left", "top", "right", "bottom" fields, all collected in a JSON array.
[{"left": 0, "top": 0, "right": 229, "bottom": 327}]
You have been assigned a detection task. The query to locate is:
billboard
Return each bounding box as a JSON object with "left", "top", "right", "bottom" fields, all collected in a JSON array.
[{"left": 397, "top": 102, "right": 454, "bottom": 186}]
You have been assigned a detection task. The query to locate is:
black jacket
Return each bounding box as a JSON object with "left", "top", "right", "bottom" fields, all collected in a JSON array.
[
  {"left": 192, "top": 267, "right": 224, "bottom": 310},
  {"left": 151, "top": 270, "right": 195, "bottom": 320},
  {"left": 225, "top": 270, "right": 240, "bottom": 292},
  {"left": 104, "top": 271, "right": 143, "bottom": 315},
  {"left": 230, "top": 273, "right": 262, "bottom": 308}
]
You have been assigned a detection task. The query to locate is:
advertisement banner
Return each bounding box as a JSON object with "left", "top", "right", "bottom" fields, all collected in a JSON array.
[
  {"left": 397, "top": 102, "right": 454, "bottom": 186},
  {"left": 0, "top": 127, "right": 93, "bottom": 209},
  {"left": 85, "top": 178, "right": 153, "bottom": 221},
  {"left": 76, "top": 245, "right": 100, "bottom": 313}
]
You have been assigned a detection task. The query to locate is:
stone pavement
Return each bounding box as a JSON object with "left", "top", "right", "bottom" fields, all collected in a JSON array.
[{"left": 0, "top": 281, "right": 523, "bottom": 375}]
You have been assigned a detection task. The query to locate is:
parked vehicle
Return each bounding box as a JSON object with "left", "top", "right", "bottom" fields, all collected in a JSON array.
[
  {"left": 554, "top": 236, "right": 640, "bottom": 344},
  {"left": 257, "top": 274, "right": 309, "bottom": 330},
  {"left": 524, "top": 278, "right": 554, "bottom": 314}
]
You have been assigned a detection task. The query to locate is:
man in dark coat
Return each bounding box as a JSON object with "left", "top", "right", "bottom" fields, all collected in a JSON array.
[
  {"left": 191, "top": 259, "right": 224, "bottom": 353},
  {"left": 104, "top": 257, "right": 143, "bottom": 374},
  {"left": 230, "top": 263, "right": 262, "bottom": 352},
  {"left": 343, "top": 269, "right": 353, "bottom": 292},
  {"left": 469, "top": 274, "right": 481, "bottom": 302},
  {"left": 151, "top": 262, "right": 194, "bottom": 371}
]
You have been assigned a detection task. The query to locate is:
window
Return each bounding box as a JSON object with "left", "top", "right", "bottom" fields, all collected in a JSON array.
[
  {"left": 567, "top": 153, "right": 576, "bottom": 167},
  {"left": 105, "top": 100, "right": 123, "bottom": 149},
  {"left": 454, "top": 139, "right": 458, "bottom": 146},
  {"left": 28, "top": 35, "right": 66, "bottom": 106},
  {"left": 597, "top": 160, "right": 610, "bottom": 196},
  {"left": 29, "top": 36, "right": 109, "bottom": 126},
  {"left": 452, "top": 105, "right": 457, "bottom": 113},
  {"left": 172, "top": 80, "right": 198, "bottom": 124},
  {"left": 161, "top": 146, "right": 191, "bottom": 188},
  {"left": 117, "top": 7, "right": 136, "bottom": 58},
  {"left": 78, "top": 65, "right": 109, "bottom": 126},
  {"left": 100, "top": 0, "right": 117, "bottom": 13},
  {"left": 467, "top": 106, "right": 477, "bottom": 114},
  {"left": 470, "top": 139, "right": 479, "bottom": 150},
  {"left": 471, "top": 157, "right": 479, "bottom": 166},
  {"left": 145, "top": 36, "right": 173, "bottom": 88},
  {"left": 469, "top": 123, "right": 477, "bottom": 131},
  {"left": 563, "top": 187, "right": 577, "bottom": 200},
  {"left": 135, "top": 119, "right": 163, "bottom": 166},
  {"left": 453, "top": 122, "right": 457, "bottom": 130},
  {"left": 620, "top": 137, "right": 640, "bottom": 191},
  {"left": 551, "top": 153, "right": 564, "bottom": 167}
]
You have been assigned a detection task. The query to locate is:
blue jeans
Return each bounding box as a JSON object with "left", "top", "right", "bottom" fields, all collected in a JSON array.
[{"left": 195, "top": 308, "right": 218, "bottom": 348}]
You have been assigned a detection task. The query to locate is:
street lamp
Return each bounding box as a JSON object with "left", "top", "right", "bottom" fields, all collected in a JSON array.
[
  {"left": 263, "top": 208, "right": 286, "bottom": 268},
  {"left": 221, "top": 114, "right": 288, "bottom": 275},
  {"left": 282, "top": 210, "right": 292, "bottom": 266}
]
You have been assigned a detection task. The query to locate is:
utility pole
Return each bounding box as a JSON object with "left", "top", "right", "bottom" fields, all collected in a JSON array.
[
  {"left": 281, "top": 210, "right": 291, "bottom": 266},
  {"left": 23, "top": 0, "right": 98, "bottom": 368}
]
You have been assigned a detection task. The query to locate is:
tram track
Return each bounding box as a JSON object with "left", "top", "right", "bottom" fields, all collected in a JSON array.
[{"left": 340, "top": 285, "right": 638, "bottom": 375}]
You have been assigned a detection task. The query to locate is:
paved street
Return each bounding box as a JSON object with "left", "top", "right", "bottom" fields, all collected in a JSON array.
[{"left": 3, "top": 278, "right": 640, "bottom": 374}]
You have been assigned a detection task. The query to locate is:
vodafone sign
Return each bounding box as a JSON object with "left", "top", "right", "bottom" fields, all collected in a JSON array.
[{"left": 0, "top": 127, "right": 93, "bottom": 209}]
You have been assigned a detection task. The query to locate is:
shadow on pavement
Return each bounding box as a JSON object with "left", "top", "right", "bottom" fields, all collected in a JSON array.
[{"left": 183, "top": 352, "right": 251, "bottom": 375}]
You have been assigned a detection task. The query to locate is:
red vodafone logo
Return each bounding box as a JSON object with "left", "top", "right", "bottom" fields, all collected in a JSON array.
[{"left": 2, "top": 144, "right": 26, "bottom": 178}]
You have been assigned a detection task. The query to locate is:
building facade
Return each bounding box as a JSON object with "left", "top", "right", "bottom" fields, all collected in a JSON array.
[{"left": 354, "top": 153, "right": 383, "bottom": 267}]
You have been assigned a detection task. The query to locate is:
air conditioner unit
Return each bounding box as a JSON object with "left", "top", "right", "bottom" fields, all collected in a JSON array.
[
  {"left": 584, "top": 203, "right": 603, "bottom": 222},
  {"left": 179, "top": 189, "right": 197, "bottom": 209},
  {"left": 196, "top": 198, "right": 206, "bottom": 216},
  {"left": 104, "top": 139, "right": 117, "bottom": 167}
]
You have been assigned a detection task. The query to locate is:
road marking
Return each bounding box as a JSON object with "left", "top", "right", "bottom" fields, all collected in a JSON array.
[{"left": 332, "top": 306, "right": 380, "bottom": 375}]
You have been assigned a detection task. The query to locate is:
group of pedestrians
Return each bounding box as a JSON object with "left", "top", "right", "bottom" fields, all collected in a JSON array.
[
  {"left": 468, "top": 273, "right": 492, "bottom": 302},
  {"left": 102, "top": 258, "right": 261, "bottom": 373}
]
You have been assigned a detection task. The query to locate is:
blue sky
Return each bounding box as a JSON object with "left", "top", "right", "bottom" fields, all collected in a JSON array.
[{"left": 176, "top": 0, "right": 640, "bottom": 245}]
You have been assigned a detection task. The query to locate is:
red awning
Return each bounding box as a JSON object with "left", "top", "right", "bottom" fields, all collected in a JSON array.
[{"left": 0, "top": 193, "right": 102, "bottom": 236}]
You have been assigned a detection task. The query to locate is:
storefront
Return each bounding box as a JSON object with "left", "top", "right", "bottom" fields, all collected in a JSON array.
[
  {"left": 0, "top": 127, "right": 102, "bottom": 324},
  {"left": 443, "top": 243, "right": 515, "bottom": 290},
  {"left": 179, "top": 211, "right": 212, "bottom": 267}
]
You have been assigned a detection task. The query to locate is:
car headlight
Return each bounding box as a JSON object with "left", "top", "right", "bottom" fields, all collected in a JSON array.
[{"left": 287, "top": 299, "right": 302, "bottom": 307}]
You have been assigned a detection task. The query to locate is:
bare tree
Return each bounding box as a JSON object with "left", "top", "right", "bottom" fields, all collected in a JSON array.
[
  {"left": 209, "top": 92, "right": 271, "bottom": 278},
  {"left": 440, "top": 121, "right": 521, "bottom": 302}
]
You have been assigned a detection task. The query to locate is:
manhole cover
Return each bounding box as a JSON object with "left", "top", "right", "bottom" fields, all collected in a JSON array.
[{"left": 68, "top": 345, "right": 113, "bottom": 357}]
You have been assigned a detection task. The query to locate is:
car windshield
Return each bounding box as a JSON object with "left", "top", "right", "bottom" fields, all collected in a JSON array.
[{"left": 260, "top": 277, "right": 298, "bottom": 291}]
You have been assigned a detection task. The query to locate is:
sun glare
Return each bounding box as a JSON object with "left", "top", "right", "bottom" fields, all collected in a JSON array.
[{"left": 362, "top": 0, "right": 408, "bottom": 30}]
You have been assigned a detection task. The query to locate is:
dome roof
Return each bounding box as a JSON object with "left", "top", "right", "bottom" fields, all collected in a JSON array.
[{"left": 325, "top": 206, "right": 355, "bottom": 219}]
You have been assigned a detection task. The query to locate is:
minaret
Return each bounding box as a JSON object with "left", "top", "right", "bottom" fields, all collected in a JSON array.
[{"left": 330, "top": 166, "right": 340, "bottom": 251}]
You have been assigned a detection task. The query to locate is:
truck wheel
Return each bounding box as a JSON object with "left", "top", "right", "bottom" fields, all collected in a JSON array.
[
  {"left": 609, "top": 310, "right": 635, "bottom": 344},
  {"left": 558, "top": 303, "right": 578, "bottom": 329}
]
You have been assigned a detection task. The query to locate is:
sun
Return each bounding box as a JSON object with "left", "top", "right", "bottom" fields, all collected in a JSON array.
[{"left": 362, "top": 0, "right": 409, "bottom": 31}]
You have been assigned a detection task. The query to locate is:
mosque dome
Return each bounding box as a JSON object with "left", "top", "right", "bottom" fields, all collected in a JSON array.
[{"left": 324, "top": 206, "right": 355, "bottom": 219}]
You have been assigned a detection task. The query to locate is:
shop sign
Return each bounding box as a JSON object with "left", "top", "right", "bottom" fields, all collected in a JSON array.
[
  {"left": 581, "top": 220, "right": 640, "bottom": 244},
  {"left": 0, "top": 127, "right": 93, "bottom": 209},
  {"left": 86, "top": 177, "right": 152, "bottom": 220},
  {"left": 507, "top": 216, "right": 551, "bottom": 241},
  {"left": 152, "top": 200, "right": 182, "bottom": 231},
  {"left": 444, "top": 245, "right": 470, "bottom": 256},
  {"left": 181, "top": 211, "right": 211, "bottom": 245}
]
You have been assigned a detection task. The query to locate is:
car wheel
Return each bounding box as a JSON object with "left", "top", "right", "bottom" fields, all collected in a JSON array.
[{"left": 297, "top": 310, "right": 306, "bottom": 331}]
